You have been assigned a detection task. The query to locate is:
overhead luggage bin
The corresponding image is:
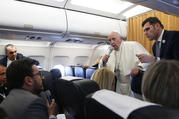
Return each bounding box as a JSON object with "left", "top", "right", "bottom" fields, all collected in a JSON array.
[
  {"left": 65, "top": 10, "right": 127, "bottom": 44},
  {"left": 66, "top": 10, "right": 127, "bottom": 37},
  {"left": 0, "top": 0, "right": 67, "bottom": 41}
]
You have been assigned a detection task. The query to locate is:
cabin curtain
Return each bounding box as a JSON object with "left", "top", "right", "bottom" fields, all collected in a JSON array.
[{"left": 127, "top": 10, "right": 179, "bottom": 54}]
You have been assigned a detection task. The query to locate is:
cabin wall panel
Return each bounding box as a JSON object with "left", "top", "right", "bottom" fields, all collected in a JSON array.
[
  {"left": 90, "top": 45, "right": 109, "bottom": 66},
  {"left": 52, "top": 47, "right": 92, "bottom": 66}
]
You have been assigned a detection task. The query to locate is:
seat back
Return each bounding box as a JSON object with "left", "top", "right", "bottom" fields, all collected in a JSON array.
[
  {"left": 64, "top": 66, "right": 74, "bottom": 76},
  {"left": 128, "top": 105, "right": 179, "bottom": 119},
  {"left": 85, "top": 95, "right": 123, "bottom": 119},
  {"left": 131, "top": 70, "right": 144, "bottom": 95},
  {"left": 74, "top": 66, "right": 85, "bottom": 78},
  {"left": 85, "top": 67, "right": 96, "bottom": 79},
  {"left": 41, "top": 70, "right": 59, "bottom": 99},
  {"left": 55, "top": 79, "right": 99, "bottom": 119},
  {"left": 41, "top": 70, "right": 53, "bottom": 91},
  {"left": 85, "top": 89, "right": 155, "bottom": 119}
]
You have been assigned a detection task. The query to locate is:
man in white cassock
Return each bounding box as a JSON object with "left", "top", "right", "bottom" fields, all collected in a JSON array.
[{"left": 99, "top": 31, "right": 150, "bottom": 96}]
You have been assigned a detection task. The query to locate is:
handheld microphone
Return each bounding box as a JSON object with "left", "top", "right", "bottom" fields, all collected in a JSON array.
[
  {"left": 45, "top": 90, "right": 52, "bottom": 104},
  {"left": 108, "top": 46, "right": 114, "bottom": 55}
]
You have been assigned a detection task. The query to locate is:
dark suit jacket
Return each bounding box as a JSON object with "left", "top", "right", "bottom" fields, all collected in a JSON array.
[
  {"left": 0, "top": 85, "right": 8, "bottom": 103},
  {"left": 0, "top": 53, "right": 40, "bottom": 67},
  {"left": 0, "top": 53, "right": 25, "bottom": 67},
  {"left": 0, "top": 89, "right": 48, "bottom": 119},
  {"left": 152, "top": 30, "right": 179, "bottom": 60},
  {"left": 131, "top": 30, "right": 179, "bottom": 95}
]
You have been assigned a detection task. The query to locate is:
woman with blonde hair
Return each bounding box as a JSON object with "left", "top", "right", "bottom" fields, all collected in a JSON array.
[{"left": 92, "top": 67, "right": 116, "bottom": 91}]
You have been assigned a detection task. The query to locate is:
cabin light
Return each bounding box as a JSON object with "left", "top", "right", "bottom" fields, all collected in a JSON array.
[
  {"left": 71, "top": 0, "right": 133, "bottom": 14},
  {"left": 122, "top": 5, "right": 152, "bottom": 18}
]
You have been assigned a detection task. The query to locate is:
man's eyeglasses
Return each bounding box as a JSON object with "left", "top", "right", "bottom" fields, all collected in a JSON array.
[
  {"left": 144, "top": 27, "right": 150, "bottom": 32},
  {"left": 9, "top": 51, "right": 17, "bottom": 55},
  {"left": 0, "top": 72, "right": 6, "bottom": 76},
  {"left": 32, "top": 71, "right": 44, "bottom": 79}
]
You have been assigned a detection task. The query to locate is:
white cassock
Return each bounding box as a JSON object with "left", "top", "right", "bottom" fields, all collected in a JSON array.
[{"left": 99, "top": 41, "right": 151, "bottom": 96}]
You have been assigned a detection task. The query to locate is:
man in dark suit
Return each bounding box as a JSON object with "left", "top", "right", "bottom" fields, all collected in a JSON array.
[
  {"left": 130, "top": 17, "right": 179, "bottom": 96},
  {"left": 0, "top": 58, "right": 57, "bottom": 119},
  {"left": 0, "top": 44, "right": 39, "bottom": 67},
  {"left": 0, "top": 44, "right": 25, "bottom": 67},
  {"left": 0, "top": 65, "right": 8, "bottom": 103},
  {"left": 137, "top": 17, "right": 179, "bottom": 62}
]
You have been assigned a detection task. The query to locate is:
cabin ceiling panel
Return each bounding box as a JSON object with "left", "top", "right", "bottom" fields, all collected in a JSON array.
[{"left": 16, "top": 0, "right": 153, "bottom": 20}]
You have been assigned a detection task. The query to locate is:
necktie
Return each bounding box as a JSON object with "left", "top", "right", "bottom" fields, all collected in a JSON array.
[{"left": 155, "top": 41, "right": 161, "bottom": 58}]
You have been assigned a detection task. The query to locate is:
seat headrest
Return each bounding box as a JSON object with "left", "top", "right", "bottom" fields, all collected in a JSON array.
[
  {"left": 41, "top": 70, "right": 53, "bottom": 91},
  {"left": 50, "top": 68, "right": 62, "bottom": 79},
  {"left": 55, "top": 79, "right": 99, "bottom": 105},
  {"left": 74, "top": 66, "right": 85, "bottom": 78},
  {"left": 55, "top": 79, "right": 99, "bottom": 119},
  {"left": 85, "top": 89, "right": 155, "bottom": 119},
  {"left": 128, "top": 105, "right": 179, "bottom": 119},
  {"left": 64, "top": 66, "right": 74, "bottom": 76},
  {"left": 85, "top": 94, "right": 123, "bottom": 119},
  {"left": 86, "top": 67, "right": 96, "bottom": 79},
  {"left": 72, "top": 79, "right": 99, "bottom": 96}
]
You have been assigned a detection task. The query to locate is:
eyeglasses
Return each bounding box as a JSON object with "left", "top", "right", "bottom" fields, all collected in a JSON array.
[
  {"left": 9, "top": 51, "right": 17, "bottom": 55},
  {"left": 144, "top": 27, "right": 150, "bottom": 32},
  {"left": 32, "top": 71, "right": 44, "bottom": 79},
  {"left": 0, "top": 72, "right": 6, "bottom": 76}
]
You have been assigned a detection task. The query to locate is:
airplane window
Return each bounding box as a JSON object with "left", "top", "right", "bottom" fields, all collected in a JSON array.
[
  {"left": 74, "top": 56, "right": 89, "bottom": 66},
  {"left": 53, "top": 56, "right": 70, "bottom": 66},
  {"left": 28, "top": 56, "right": 45, "bottom": 68}
]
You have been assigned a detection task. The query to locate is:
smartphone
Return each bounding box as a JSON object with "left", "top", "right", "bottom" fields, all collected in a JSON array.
[{"left": 45, "top": 90, "right": 52, "bottom": 104}]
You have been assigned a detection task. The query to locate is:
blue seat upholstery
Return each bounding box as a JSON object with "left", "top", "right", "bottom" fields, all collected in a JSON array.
[
  {"left": 74, "top": 66, "right": 85, "bottom": 78},
  {"left": 64, "top": 66, "right": 74, "bottom": 76},
  {"left": 86, "top": 67, "right": 96, "bottom": 79},
  {"left": 50, "top": 68, "right": 62, "bottom": 80}
]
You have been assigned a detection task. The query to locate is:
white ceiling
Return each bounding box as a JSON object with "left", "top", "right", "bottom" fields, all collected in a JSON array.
[{"left": 16, "top": 0, "right": 152, "bottom": 20}]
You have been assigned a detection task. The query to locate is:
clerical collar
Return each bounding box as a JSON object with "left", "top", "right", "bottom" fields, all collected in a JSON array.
[{"left": 157, "top": 29, "right": 164, "bottom": 42}]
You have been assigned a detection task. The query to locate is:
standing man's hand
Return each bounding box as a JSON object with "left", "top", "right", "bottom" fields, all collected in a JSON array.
[
  {"left": 130, "top": 66, "right": 142, "bottom": 77},
  {"left": 136, "top": 54, "right": 155, "bottom": 63},
  {"left": 102, "top": 54, "right": 110, "bottom": 65}
]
